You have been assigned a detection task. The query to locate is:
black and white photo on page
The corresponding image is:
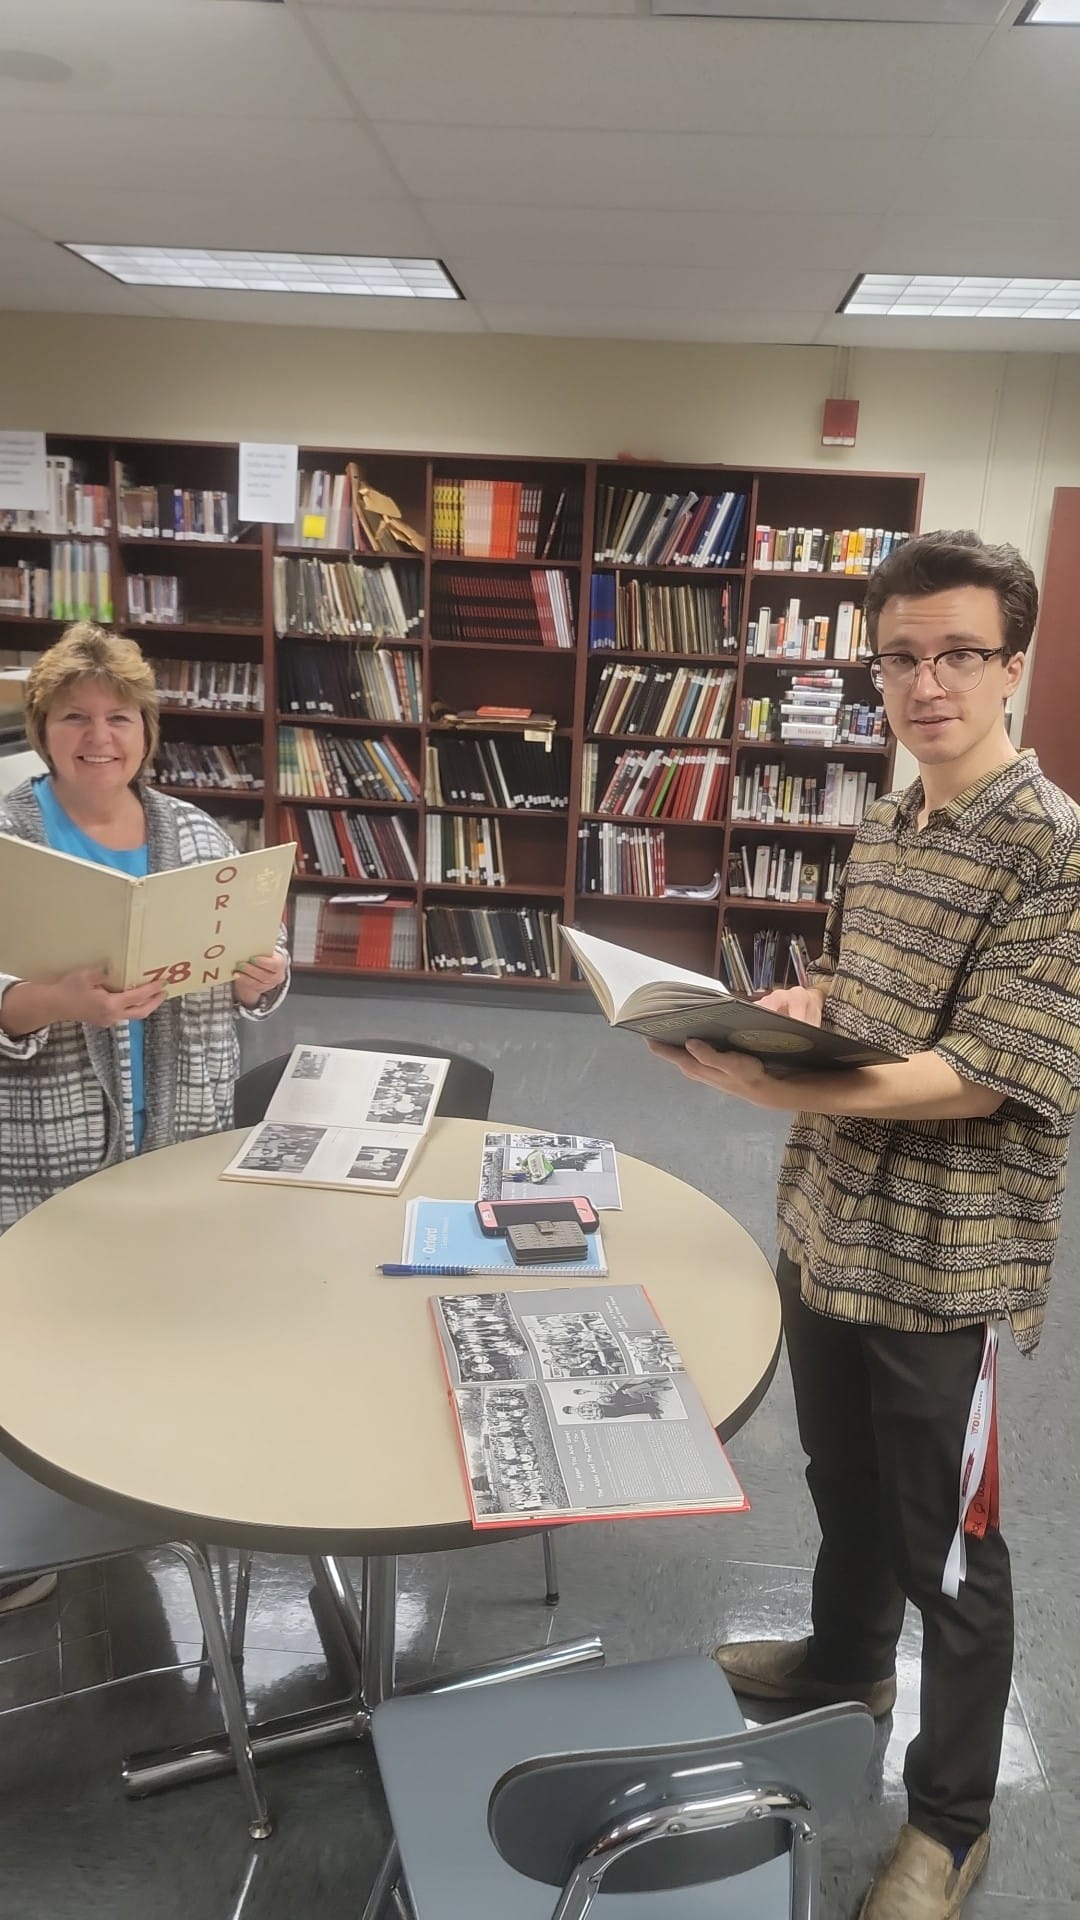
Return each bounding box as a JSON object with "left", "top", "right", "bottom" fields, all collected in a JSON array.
[{"left": 478, "top": 1130, "right": 622, "bottom": 1209}]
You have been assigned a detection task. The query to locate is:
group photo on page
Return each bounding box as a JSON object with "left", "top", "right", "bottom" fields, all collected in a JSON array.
[{"left": 3, "top": 10, "right": 1080, "bottom": 1911}]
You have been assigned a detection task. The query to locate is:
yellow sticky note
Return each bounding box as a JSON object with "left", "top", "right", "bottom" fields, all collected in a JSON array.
[{"left": 302, "top": 513, "right": 327, "bottom": 539}]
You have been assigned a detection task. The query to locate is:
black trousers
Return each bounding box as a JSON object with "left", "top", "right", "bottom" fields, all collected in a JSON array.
[{"left": 777, "top": 1251, "right": 1014, "bottom": 1849}]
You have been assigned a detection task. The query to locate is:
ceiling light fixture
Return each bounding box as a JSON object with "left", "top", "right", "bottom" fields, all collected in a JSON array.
[
  {"left": 1016, "top": 2, "right": 1080, "bottom": 21},
  {"left": 62, "top": 244, "right": 463, "bottom": 300},
  {"left": 840, "top": 273, "right": 1080, "bottom": 318}
]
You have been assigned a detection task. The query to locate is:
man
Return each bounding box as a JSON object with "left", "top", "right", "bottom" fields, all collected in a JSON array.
[{"left": 650, "top": 531, "right": 1080, "bottom": 1920}]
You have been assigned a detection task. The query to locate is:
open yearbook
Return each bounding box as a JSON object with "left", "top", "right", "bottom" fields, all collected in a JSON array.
[
  {"left": 561, "top": 924, "right": 903, "bottom": 1071},
  {"left": 0, "top": 834, "right": 294, "bottom": 1000},
  {"left": 432, "top": 1284, "right": 746, "bottom": 1527},
  {"left": 222, "top": 1044, "right": 448, "bottom": 1195}
]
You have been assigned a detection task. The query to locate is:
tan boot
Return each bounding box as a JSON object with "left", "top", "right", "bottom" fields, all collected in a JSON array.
[
  {"left": 859, "top": 1826, "right": 990, "bottom": 1918},
  {"left": 712, "top": 1635, "right": 897, "bottom": 1718}
]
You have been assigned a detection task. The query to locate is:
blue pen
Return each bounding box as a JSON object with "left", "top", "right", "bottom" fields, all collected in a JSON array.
[{"left": 377, "top": 1263, "right": 482, "bottom": 1277}]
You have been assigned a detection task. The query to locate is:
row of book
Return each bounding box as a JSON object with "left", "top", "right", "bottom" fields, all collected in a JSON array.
[
  {"left": 0, "top": 544, "right": 114, "bottom": 623},
  {"left": 285, "top": 465, "right": 424, "bottom": 557},
  {"left": 577, "top": 822, "right": 667, "bottom": 897},
  {"left": 156, "top": 658, "right": 264, "bottom": 712},
  {"left": 424, "top": 737, "right": 571, "bottom": 811},
  {"left": 594, "top": 486, "right": 747, "bottom": 570},
  {"left": 423, "top": 904, "right": 560, "bottom": 979},
  {"left": 580, "top": 744, "right": 730, "bottom": 823},
  {"left": 587, "top": 663, "right": 737, "bottom": 741},
  {"left": 720, "top": 927, "right": 812, "bottom": 996},
  {"left": 281, "top": 803, "right": 417, "bottom": 883},
  {"left": 276, "top": 641, "right": 421, "bottom": 723},
  {"left": 117, "top": 470, "right": 240, "bottom": 544},
  {"left": 291, "top": 894, "right": 420, "bottom": 971},
  {"left": 731, "top": 760, "right": 878, "bottom": 828},
  {"left": 431, "top": 569, "right": 576, "bottom": 648},
  {"left": 728, "top": 841, "right": 841, "bottom": 905},
  {"left": 748, "top": 599, "right": 868, "bottom": 661},
  {"left": 752, "top": 526, "right": 908, "bottom": 575},
  {"left": 127, "top": 574, "right": 181, "bottom": 625},
  {"left": 431, "top": 479, "right": 580, "bottom": 562},
  {"left": 273, "top": 557, "right": 423, "bottom": 639},
  {"left": 154, "top": 742, "right": 263, "bottom": 791},
  {"left": 0, "top": 458, "right": 111, "bottom": 536},
  {"left": 278, "top": 728, "right": 420, "bottom": 803},
  {"left": 738, "top": 688, "right": 887, "bottom": 746},
  {"left": 588, "top": 574, "right": 740, "bottom": 657},
  {"left": 426, "top": 813, "right": 507, "bottom": 887}
]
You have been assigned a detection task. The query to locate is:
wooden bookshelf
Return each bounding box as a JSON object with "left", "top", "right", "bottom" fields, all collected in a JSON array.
[{"left": 1, "top": 437, "right": 921, "bottom": 991}]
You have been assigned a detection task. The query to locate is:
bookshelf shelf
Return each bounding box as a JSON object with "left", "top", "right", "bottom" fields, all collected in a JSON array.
[
  {"left": 275, "top": 712, "right": 421, "bottom": 732},
  {"left": 5, "top": 436, "right": 919, "bottom": 994},
  {"left": 293, "top": 874, "right": 418, "bottom": 891},
  {"left": 729, "top": 820, "right": 858, "bottom": 836},
  {"left": 578, "top": 811, "right": 723, "bottom": 831},
  {"left": 734, "top": 737, "right": 889, "bottom": 755},
  {"left": 429, "top": 640, "right": 575, "bottom": 656},
  {"left": 724, "top": 894, "right": 832, "bottom": 915},
  {"left": 274, "top": 794, "right": 419, "bottom": 812}
]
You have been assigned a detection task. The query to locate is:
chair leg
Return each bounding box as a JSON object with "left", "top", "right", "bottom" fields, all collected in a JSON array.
[
  {"left": 542, "top": 1530, "right": 559, "bottom": 1606},
  {"left": 361, "top": 1840, "right": 402, "bottom": 1920},
  {"left": 172, "top": 1542, "right": 272, "bottom": 1840},
  {"left": 230, "top": 1550, "right": 253, "bottom": 1668}
]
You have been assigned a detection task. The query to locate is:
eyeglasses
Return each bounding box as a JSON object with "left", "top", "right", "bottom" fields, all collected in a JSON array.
[{"left": 869, "top": 646, "right": 1006, "bottom": 694}]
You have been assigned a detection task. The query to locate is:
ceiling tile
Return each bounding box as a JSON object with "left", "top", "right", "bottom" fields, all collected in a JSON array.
[
  {"left": 866, "top": 213, "right": 1080, "bottom": 279},
  {"left": 2, "top": 186, "right": 438, "bottom": 257},
  {"left": 903, "top": 139, "right": 1080, "bottom": 223},
  {"left": 424, "top": 201, "right": 882, "bottom": 270},
  {"left": 0, "top": 0, "right": 349, "bottom": 118},
  {"left": 313, "top": 11, "right": 984, "bottom": 137},
  {"left": 456, "top": 258, "right": 851, "bottom": 311},
  {"left": 144, "top": 287, "right": 486, "bottom": 329},
  {"left": 0, "top": 233, "right": 166, "bottom": 315},
  {"left": 377, "top": 125, "right": 923, "bottom": 214},
  {"left": 304, "top": 0, "right": 639, "bottom": 13},
  {"left": 474, "top": 303, "right": 830, "bottom": 341},
  {"left": 823, "top": 311, "right": 1080, "bottom": 351},
  {"left": 947, "top": 23, "right": 1080, "bottom": 140},
  {"left": 0, "top": 114, "right": 405, "bottom": 202}
]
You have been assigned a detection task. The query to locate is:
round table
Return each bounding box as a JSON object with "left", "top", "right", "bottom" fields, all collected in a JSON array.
[{"left": 0, "top": 1119, "right": 780, "bottom": 1556}]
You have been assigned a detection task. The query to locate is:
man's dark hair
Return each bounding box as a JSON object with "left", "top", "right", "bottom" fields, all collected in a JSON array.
[{"left": 865, "top": 529, "right": 1038, "bottom": 660}]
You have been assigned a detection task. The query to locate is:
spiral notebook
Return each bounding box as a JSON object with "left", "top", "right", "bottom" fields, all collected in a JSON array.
[{"left": 402, "top": 1198, "right": 608, "bottom": 1278}]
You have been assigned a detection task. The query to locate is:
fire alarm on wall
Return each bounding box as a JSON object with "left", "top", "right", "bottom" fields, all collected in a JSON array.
[{"left": 822, "top": 398, "right": 859, "bottom": 447}]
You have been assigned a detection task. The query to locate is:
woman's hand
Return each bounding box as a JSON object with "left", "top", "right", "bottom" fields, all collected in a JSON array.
[
  {"left": 752, "top": 986, "right": 827, "bottom": 1027},
  {"left": 1, "top": 969, "right": 167, "bottom": 1035},
  {"left": 232, "top": 952, "right": 288, "bottom": 1009}
]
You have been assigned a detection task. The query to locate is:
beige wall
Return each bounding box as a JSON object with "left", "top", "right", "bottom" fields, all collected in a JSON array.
[{"left": 4, "top": 311, "right": 1076, "bottom": 780}]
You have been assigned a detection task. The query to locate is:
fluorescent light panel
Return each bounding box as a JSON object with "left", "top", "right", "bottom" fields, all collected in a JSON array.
[
  {"left": 1017, "top": 3, "right": 1080, "bottom": 22},
  {"left": 62, "top": 245, "right": 462, "bottom": 300},
  {"left": 841, "top": 273, "right": 1080, "bottom": 319}
]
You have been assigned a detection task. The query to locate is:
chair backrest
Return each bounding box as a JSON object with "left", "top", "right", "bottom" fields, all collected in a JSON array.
[
  {"left": 233, "top": 1039, "right": 494, "bottom": 1128},
  {"left": 489, "top": 1702, "right": 874, "bottom": 1895},
  {"left": 0, "top": 1450, "right": 166, "bottom": 1579}
]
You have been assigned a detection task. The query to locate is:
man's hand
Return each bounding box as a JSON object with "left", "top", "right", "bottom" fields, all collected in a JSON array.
[
  {"left": 752, "top": 985, "right": 827, "bottom": 1028},
  {"left": 52, "top": 969, "right": 166, "bottom": 1029},
  {"left": 646, "top": 1037, "right": 781, "bottom": 1107},
  {"left": 232, "top": 952, "right": 288, "bottom": 1009}
]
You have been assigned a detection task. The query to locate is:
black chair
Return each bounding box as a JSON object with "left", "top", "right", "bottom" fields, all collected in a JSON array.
[
  {"left": 233, "top": 1039, "right": 494, "bottom": 1130},
  {"left": 363, "top": 1653, "right": 874, "bottom": 1919},
  {"left": 0, "top": 1453, "right": 270, "bottom": 1837}
]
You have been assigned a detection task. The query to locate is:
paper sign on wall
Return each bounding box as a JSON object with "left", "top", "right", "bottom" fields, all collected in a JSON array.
[
  {"left": 238, "top": 442, "right": 298, "bottom": 524},
  {"left": 0, "top": 432, "right": 48, "bottom": 510}
]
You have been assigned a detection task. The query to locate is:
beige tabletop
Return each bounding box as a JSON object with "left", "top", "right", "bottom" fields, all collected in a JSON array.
[{"left": 0, "top": 1121, "right": 781, "bottom": 1553}]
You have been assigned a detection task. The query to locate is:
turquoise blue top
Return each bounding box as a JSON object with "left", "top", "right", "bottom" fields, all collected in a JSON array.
[{"left": 33, "top": 776, "right": 149, "bottom": 1150}]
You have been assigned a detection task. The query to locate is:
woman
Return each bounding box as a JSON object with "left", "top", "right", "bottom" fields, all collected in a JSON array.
[{"left": 0, "top": 624, "right": 289, "bottom": 1609}]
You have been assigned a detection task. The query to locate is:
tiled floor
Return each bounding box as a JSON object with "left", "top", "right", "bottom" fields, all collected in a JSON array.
[{"left": 1, "top": 986, "right": 1078, "bottom": 1917}]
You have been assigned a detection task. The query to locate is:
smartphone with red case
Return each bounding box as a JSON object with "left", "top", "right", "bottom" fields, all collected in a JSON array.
[{"left": 475, "top": 1196, "right": 600, "bottom": 1236}]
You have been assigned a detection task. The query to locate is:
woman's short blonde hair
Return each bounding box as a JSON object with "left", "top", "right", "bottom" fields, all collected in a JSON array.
[{"left": 25, "top": 624, "right": 160, "bottom": 777}]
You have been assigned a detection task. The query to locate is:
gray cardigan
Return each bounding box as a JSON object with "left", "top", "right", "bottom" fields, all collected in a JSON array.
[{"left": 0, "top": 779, "right": 289, "bottom": 1232}]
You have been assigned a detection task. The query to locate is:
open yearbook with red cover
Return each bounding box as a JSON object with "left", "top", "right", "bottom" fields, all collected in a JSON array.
[{"left": 430, "top": 1283, "right": 747, "bottom": 1528}]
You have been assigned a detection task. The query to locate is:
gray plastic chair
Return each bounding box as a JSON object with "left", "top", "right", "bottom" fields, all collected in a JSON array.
[
  {"left": 0, "top": 1451, "right": 270, "bottom": 1837},
  {"left": 364, "top": 1653, "right": 874, "bottom": 1919}
]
